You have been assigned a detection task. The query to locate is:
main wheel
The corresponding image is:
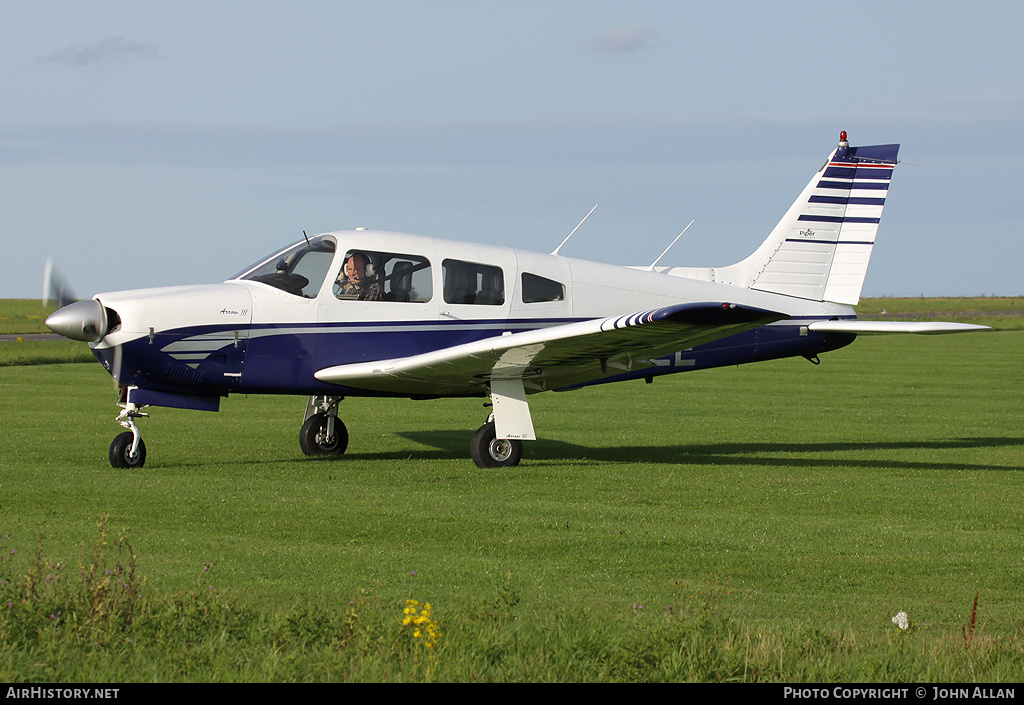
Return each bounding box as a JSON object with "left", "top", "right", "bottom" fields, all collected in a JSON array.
[
  {"left": 470, "top": 422, "right": 522, "bottom": 468},
  {"left": 109, "top": 431, "right": 146, "bottom": 469},
  {"left": 300, "top": 413, "right": 349, "bottom": 456}
]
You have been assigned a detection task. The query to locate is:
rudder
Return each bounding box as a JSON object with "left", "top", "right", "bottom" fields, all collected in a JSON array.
[{"left": 718, "top": 132, "right": 899, "bottom": 305}]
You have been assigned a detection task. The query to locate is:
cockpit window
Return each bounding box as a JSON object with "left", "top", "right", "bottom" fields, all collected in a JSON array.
[
  {"left": 334, "top": 250, "right": 432, "bottom": 303},
  {"left": 234, "top": 235, "right": 337, "bottom": 298}
]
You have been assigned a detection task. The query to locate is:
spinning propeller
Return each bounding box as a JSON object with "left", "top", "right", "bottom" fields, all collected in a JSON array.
[
  {"left": 42, "top": 257, "right": 76, "bottom": 309},
  {"left": 43, "top": 259, "right": 124, "bottom": 385}
]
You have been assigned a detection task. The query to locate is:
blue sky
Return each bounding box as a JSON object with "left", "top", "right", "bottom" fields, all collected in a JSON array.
[{"left": 3, "top": 1, "right": 1022, "bottom": 299}]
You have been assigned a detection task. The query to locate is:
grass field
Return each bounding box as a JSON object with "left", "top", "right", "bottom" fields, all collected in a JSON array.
[
  {"left": 856, "top": 296, "right": 1023, "bottom": 331},
  {"left": 1, "top": 299, "right": 1022, "bottom": 681},
  {"left": 0, "top": 300, "right": 55, "bottom": 335}
]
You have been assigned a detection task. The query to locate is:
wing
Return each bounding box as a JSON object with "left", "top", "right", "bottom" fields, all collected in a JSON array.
[{"left": 314, "top": 302, "right": 786, "bottom": 396}]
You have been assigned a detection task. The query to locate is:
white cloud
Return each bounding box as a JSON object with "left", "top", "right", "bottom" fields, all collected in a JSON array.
[
  {"left": 36, "top": 36, "right": 159, "bottom": 69},
  {"left": 584, "top": 24, "right": 660, "bottom": 54}
]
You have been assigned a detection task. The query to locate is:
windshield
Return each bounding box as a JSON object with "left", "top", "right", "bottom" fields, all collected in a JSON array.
[{"left": 233, "top": 235, "right": 337, "bottom": 298}]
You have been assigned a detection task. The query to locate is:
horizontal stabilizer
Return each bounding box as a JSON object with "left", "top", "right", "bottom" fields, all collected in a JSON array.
[{"left": 808, "top": 320, "right": 990, "bottom": 335}]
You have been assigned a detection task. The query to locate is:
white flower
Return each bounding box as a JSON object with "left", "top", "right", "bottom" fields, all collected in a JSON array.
[{"left": 892, "top": 611, "right": 909, "bottom": 630}]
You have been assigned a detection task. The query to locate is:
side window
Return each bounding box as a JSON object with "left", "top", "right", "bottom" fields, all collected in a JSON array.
[
  {"left": 334, "top": 250, "right": 432, "bottom": 302},
  {"left": 521, "top": 272, "right": 565, "bottom": 303},
  {"left": 442, "top": 260, "right": 504, "bottom": 305}
]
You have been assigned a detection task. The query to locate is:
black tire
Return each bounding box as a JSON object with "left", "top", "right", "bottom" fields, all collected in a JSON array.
[
  {"left": 300, "top": 413, "right": 349, "bottom": 456},
  {"left": 470, "top": 422, "right": 522, "bottom": 468},
  {"left": 109, "top": 431, "right": 146, "bottom": 469}
]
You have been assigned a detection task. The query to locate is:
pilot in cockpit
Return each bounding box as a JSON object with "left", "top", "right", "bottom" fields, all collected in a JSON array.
[{"left": 335, "top": 252, "right": 381, "bottom": 301}]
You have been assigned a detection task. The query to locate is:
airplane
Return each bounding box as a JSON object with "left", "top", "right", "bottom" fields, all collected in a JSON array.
[{"left": 44, "top": 131, "right": 987, "bottom": 469}]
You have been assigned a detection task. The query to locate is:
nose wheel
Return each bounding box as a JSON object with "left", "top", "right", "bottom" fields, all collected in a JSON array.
[
  {"left": 110, "top": 396, "right": 149, "bottom": 469},
  {"left": 110, "top": 431, "right": 147, "bottom": 468}
]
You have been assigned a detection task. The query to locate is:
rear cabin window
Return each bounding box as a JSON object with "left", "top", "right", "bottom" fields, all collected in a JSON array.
[
  {"left": 521, "top": 273, "right": 566, "bottom": 303},
  {"left": 442, "top": 260, "right": 504, "bottom": 305},
  {"left": 334, "top": 250, "right": 432, "bottom": 302}
]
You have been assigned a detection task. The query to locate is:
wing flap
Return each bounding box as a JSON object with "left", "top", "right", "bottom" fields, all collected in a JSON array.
[{"left": 315, "top": 302, "right": 786, "bottom": 396}]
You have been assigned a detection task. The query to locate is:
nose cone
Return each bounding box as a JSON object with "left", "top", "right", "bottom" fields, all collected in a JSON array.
[{"left": 45, "top": 299, "right": 109, "bottom": 342}]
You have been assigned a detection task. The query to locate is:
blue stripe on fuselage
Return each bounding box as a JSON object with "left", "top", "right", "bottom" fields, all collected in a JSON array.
[
  {"left": 243, "top": 318, "right": 579, "bottom": 394},
  {"left": 107, "top": 316, "right": 858, "bottom": 401}
]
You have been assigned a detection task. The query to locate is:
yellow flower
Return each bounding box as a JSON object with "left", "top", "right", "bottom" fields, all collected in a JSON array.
[{"left": 401, "top": 598, "right": 443, "bottom": 648}]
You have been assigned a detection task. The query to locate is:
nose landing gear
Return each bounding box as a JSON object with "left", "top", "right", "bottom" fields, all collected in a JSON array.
[{"left": 110, "top": 398, "right": 149, "bottom": 469}]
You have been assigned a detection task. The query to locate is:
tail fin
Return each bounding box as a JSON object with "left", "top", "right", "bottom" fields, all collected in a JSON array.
[{"left": 717, "top": 132, "right": 899, "bottom": 305}]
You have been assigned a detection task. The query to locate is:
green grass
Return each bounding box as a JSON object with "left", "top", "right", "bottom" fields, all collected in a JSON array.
[
  {"left": 856, "top": 296, "right": 1024, "bottom": 330},
  {"left": 0, "top": 298, "right": 96, "bottom": 366},
  {"left": 0, "top": 300, "right": 58, "bottom": 335},
  {"left": 0, "top": 340, "right": 96, "bottom": 366},
  {"left": 1, "top": 326, "right": 1022, "bottom": 681}
]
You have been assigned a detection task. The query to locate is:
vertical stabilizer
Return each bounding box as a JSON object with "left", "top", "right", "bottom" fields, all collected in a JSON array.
[{"left": 717, "top": 133, "right": 899, "bottom": 305}]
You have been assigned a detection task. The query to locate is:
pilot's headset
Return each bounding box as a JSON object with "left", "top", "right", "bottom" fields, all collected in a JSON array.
[{"left": 345, "top": 251, "right": 375, "bottom": 278}]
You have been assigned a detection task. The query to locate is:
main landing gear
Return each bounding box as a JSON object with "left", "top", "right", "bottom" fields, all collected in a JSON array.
[
  {"left": 300, "top": 395, "right": 349, "bottom": 456},
  {"left": 470, "top": 413, "right": 523, "bottom": 468},
  {"left": 299, "top": 398, "right": 523, "bottom": 467}
]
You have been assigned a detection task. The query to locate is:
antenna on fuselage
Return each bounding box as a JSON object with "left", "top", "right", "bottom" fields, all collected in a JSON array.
[
  {"left": 302, "top": 230, "right": 311, "bottom": 246},
  {"left": 551, "top": 204, "right": 598, "bottom": 256},
  {"left": 647, "top": 220, "right": 695, "bottom": 271}
]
